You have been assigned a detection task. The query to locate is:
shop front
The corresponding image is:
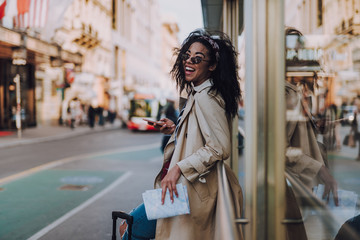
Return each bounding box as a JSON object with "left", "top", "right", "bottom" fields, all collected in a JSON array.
[
  {"left": 0, "top": 26, "right": 82, "bottom": 129},
  {"left": 0, "top": 59, "right": 36, "bottom": 130},
  {"left": 0, "top": 27, "right": 36, "bottom": 129}
]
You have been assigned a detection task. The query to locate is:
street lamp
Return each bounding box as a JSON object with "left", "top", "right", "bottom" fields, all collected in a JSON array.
[
  {"left": 13, "top": 74, "right": 21, "bottom": 138},
  {"left": 12, "top": 46, "right": 27, "bottom": 138}
]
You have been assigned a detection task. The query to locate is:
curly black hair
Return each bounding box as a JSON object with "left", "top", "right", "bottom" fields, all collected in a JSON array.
[{"left": 170, "top": 29, "right": 241, "bottom": 118}]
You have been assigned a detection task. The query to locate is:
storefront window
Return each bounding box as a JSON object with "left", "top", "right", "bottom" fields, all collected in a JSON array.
[{"left": 284, "top": 0, "right": 360, "bottom": 239}]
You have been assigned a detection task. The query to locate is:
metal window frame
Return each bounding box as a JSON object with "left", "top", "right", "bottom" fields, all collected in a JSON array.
[{"left": 244, "top": 0, "right": 286, "bottom": 239}]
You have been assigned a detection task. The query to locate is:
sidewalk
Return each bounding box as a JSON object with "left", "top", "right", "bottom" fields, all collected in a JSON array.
[{"left": 0, "top": 121, "right": 122, "bottom": 149}]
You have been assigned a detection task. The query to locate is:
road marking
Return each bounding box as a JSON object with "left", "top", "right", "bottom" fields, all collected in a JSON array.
[
  {"left": 27, "top": 171, "right": 133, "bottom": 240},
  {"left": 0, "top": 143, "right": 159, "bottom": 185},
  {"left": 150, "top": 156, "right": 163, "bottom": 163}
]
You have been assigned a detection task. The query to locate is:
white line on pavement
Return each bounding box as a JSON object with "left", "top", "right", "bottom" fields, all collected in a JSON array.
[
  {"left": 27, "top": 171, "right": 133, "bottom": 240},
  {"left": 0, "top": 143, "right": 159, "bottom": 185},
  {"left": 150, "top": 156, "right": 163, "bottom": 163}
]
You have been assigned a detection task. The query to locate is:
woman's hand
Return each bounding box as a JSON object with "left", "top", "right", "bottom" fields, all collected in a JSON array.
[
  {"left": 158, "top": 118, "right": 176, "bottom": 135},
  {"left": 160, "top": 164, "right": 181, "bottom": 205},
  {"left": 318, "top": 165, "right": 339, "bottom": 206}
]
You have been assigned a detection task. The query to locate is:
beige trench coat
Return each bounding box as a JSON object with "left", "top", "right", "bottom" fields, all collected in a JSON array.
[
  {"left": 285, "top": 82, "right": 326, "bottom": 240},
  {"left": 285, "top": 81, "right": 324, "bottom": 189},
  {"left": 154, "top": 80, "right": 243, "bottom": 240}
]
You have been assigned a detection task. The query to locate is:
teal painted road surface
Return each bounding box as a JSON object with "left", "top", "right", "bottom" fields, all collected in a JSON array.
[{"left": 0, "top": 169, "right": 122, "bottom": 240}]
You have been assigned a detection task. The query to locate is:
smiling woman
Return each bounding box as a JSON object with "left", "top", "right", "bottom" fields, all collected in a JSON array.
[
  {"left": 120, "top": 29, "right": 243, "bottom": 240},
  {"left": 171, "top": 29, "right": 240, "bottom": 116},
  {"left": 181, "top": 42, "right": 215, "bottom": 86}
]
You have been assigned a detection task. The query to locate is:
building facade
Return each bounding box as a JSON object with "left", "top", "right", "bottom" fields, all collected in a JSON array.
[
  {"left": 53, "top": 0, "right": 113, "bottom": 124},
  {"left": 112, "top": 0, "right": 179, "bottom": 116},
  {"left": 0, "top": 0, "right": 82, "bottom": 129},
  {"left": 160, "top": 15, "right": 179, "bottom": 97},
  {"left": 0, "top": 0, "right": 179, "bottom": 129},
  {"left": 285, "top": 0, "right": 360, "bottom": 107}
]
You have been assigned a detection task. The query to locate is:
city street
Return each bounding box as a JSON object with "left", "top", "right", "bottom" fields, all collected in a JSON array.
[
  {"left": 327, "top": 125, "right": 360, "bottom": 199},
  {"left": 1, "top": 123, "right": 360, "bottom": 240},
  {"left": 0, "top": 129, "right": 163, "bottom": 240}
]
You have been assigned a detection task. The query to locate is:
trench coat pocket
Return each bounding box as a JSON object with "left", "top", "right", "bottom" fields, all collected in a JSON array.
[{"left": 191, "top": 178, "right": 210, "bottom": 201}]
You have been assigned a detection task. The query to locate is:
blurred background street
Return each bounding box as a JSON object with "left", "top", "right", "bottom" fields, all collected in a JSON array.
[
  {"left": 0, "top": 126, "right": 163, "bottom": 240},
  {"left": 1, "top": 116, "right": 360, "bottom": 239},
  {"left": 0, "top": 0, "right": 203, "bottom": 239},
  {"left": 1, "top": 0, "right": 360, "bottom": 239}
]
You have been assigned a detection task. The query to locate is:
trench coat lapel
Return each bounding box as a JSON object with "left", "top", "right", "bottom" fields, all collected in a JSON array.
[
  {"left": 287, "top": 82, "right": 317, "bottom": 131},
  {"left": 162, "top": 94, "right": 194, "bottom": 158},
  {"left": 177, "top": 93, "right": 195, "bottom": 130},
  {"left": 162, "top": 93, "right": 195, "bottom": 155},
  {"left": 163, "top": 81, "right": 211, "bottom": 158},
  {"left": 300, "top": 94, "right": 318, "bottom": 131}
]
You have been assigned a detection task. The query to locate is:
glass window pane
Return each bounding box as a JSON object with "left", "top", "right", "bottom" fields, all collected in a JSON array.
[{"left": 285, "top": 0, "right": 360, "bottom": 239}]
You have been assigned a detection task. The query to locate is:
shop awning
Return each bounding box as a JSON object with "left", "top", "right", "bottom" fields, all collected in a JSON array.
[
  {"left": 201, "top": 0, "right": 244, "bottom": 32},
  {"left": 201, "top": 0, "right": 223, "bottom": 31}
]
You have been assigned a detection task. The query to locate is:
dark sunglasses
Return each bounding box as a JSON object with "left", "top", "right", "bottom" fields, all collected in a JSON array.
[{"left": 181, "top": 53, "right": 210, "bottom": 64}]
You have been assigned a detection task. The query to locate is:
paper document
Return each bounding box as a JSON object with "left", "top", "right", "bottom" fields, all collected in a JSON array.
[
  {"left": 142, "top": 183, "right": 190, "bottom": 220},
  {"left": 313, "top": 184, "right": 358, "bottom": 228}
]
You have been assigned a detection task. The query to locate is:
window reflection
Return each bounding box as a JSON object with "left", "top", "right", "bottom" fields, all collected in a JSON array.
[{"left": 285, "top": 0, "right": 360, "bottom": 238}]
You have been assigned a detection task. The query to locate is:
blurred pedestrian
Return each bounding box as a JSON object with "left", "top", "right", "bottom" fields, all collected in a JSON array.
[
  {"left": 160, "top": 98, "right": 178, "bottom": 153},
  {"left": 120, "top": 29, "right": 243, "bottom": 240},
  {"left": 325, "top": 104, "right": 341, "bottom": 151},
  {"left": 97, "top": 106, "right": 105, "bottom": 126},
  {"left": 107, "top": 95, "right": 117, "bottom": 124},
  {"left": 67, "top": 97, "right": 80, "bottom": 129},
  {"left": 88, "top": 99, "right": 97, "bottom": 128}
]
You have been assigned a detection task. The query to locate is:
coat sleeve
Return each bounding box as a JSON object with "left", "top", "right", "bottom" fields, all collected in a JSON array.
[{"left": 177, "top": 93, "right": 231, "bottom": 183}]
